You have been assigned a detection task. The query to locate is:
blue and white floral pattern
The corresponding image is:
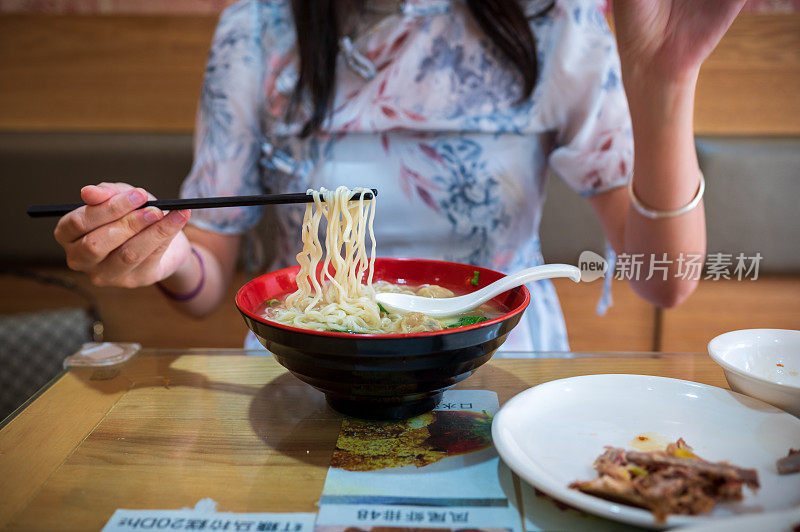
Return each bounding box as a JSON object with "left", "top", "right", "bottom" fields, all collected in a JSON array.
[
  {"left": 425, "top": 139, "right": 511, "bottom": 266},
  {"left": 181, "top": 0, "right": 634, "bottom": 353}
]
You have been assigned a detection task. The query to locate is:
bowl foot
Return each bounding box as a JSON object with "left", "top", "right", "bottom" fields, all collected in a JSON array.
[{"left": 325, "top": 392, "right": 443, "bottom": 420}]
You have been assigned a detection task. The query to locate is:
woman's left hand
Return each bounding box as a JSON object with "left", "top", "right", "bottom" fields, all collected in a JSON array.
[{"left": 613, "top": 0, "right": 748, "bottom": 83}]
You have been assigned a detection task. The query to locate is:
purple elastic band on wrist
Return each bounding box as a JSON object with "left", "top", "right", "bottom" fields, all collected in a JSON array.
[{"left": 156, "top": 247, "right": 205, "bottom": 302}]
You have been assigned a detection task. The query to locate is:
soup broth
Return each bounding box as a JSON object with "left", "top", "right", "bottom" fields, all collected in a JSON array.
[
  {"left": 264, "top": 281, "right": 504, "bottom": 334},
  {"left": 262, "top": 186, "right": 503, "bottom": 334}
]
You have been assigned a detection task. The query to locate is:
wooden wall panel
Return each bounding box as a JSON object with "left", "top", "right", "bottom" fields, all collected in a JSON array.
[
  {"left": 0, "top": 13, "right": 799, "bottom": 134},
  {"left": 660, "top": 276, "right": 800, "bottom": 353},
  {"left": 0, "top": 269, "right": 250, "bottom": 348},
  {"left": 0, "top": 269, "right": 653, "bottom": 351},
  {"left": 0, "top": 15, "right": 214, "bottom": 132},
  {"left": 2, "top": 270, "right": 797, "bottom": 353},
  {"left": 695, "top": 14, "right": 800, "bottom": 135},
  {"left": 552, "top": 278, "right": 656, "bottom": 352}
]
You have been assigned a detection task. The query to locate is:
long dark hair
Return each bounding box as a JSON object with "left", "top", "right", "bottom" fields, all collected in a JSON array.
[{"left": 289, "top": 0, "right": 551, "bottom": 137}]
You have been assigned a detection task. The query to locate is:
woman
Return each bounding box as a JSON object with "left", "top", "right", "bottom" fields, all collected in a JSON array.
[{"left": 54, "top": 0, "right": 745, "bottom": 352}]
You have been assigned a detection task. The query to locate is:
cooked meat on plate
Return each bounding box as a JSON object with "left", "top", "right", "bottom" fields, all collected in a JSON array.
[{"left": 569, "top": 438, "right": 759, "bottom": 523}]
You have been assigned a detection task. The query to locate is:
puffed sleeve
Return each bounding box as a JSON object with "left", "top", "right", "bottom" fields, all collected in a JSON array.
[
  {"left": 540, "top": 0, "right": 633, "bottom": 196},
  {"left": 180, "top": 0, "right": 266, "bottom": 234}
]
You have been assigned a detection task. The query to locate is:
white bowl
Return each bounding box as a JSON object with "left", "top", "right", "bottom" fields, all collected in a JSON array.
[{"left": 708, "top": 329, "right": 800, "bottom": 417}]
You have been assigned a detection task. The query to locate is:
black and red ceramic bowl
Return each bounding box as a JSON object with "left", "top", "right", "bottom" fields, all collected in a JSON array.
[{"left": 235, "top": 258, "right": 530, "bottom": 420}]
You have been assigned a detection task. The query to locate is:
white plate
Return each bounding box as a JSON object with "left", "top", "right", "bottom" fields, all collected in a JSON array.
[
  {"left": 680, "top": 508, "right": 800, "bottom": 532},
  {"left": 492, "top": 374, "right": 800, "bottom": 529}
]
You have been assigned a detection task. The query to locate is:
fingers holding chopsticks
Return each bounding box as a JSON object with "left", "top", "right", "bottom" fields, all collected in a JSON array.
[
  {"left": 93, "top": 209, "right": 192, "bottom": 288},
  {"left": 82, "top": 182, "right": 134, "bottom": 206},
  {"left": 55, "top": 183, "right": 149, "bottom": 244},
  {"left": 54, "top": 182, "right": 193, "bottom": 288}
]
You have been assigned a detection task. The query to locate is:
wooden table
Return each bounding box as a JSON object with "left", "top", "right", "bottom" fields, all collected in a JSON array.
[{"left": 0, "top": 350, "right": 727, "bottom": 531}]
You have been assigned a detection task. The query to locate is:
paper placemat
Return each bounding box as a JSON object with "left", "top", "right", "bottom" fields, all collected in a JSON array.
[
  {"left": 317, "top": 390, "right": 522, "bottom": 532},
  {"left": 103, "top": 498, "right": 317, "bottom": 532}
]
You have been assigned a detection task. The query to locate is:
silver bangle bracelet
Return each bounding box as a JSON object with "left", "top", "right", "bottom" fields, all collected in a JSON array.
[{"left": 628, "top": 171, "right": 705, "bottom": 219}]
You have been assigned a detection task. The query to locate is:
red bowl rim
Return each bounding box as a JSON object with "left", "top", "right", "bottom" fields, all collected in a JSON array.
[{"left": 235, "top": 257, "right": 531, "bottom": 339}]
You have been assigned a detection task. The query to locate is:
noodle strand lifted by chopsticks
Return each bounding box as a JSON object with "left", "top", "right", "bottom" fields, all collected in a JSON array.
[
  {"left": 270, "top": 186, "right": 458, "bottom": 334},
  {"left": 275, "top": 186, "right": 391, "bottom": 332}
]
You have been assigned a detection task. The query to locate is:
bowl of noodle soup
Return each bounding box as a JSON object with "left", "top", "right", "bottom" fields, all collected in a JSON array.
[{"left": 235, "top": 187, "right": 530, "bottom": 419}]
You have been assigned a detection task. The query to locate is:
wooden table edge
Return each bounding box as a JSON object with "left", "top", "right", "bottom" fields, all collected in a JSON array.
[{"left": 0, "top": 351, "right": 725, "bottom": 530}]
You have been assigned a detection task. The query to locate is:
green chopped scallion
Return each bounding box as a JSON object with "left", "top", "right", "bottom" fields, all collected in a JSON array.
[
  {"left": 470, "top": 270, "right": 480, "bottom": 286},
  {"left": 445, "top": 316, "right": 488, "bottom": 329}
]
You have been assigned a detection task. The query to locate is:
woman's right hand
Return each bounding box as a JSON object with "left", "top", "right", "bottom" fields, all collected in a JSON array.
[{"left": 54, "top": 182, "right": 193, "bottom": 288}]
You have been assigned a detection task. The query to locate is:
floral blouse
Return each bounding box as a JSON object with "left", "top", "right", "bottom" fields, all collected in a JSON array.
[{"left": 181, "top": 0, "right": 634, "bottom": 353}]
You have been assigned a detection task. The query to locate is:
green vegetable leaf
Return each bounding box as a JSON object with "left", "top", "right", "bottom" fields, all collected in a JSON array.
[
  {"left": 377, "top": 302, "right": 389, "bottom": 315},
  {"left": 470, "top": 270, "right": 480, "bottom": 286},
  {"left": 459, "top": 316, "right": 488, "bottom": 326},
  {"left": 267, "top": 298, "right": 280, "bottom": 306},
  {"left": 446, "top": 316, "right": 488, "bottom": 329}
]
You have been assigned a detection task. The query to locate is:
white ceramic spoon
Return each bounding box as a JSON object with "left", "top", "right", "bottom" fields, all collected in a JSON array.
[{"left": 375, "top": 264, "right": 582, "bottom": 318}]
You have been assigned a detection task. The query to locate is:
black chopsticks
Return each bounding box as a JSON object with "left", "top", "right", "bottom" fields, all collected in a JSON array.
[{"left": 27, "top": 189, "right": 378, "bottom": 218}]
